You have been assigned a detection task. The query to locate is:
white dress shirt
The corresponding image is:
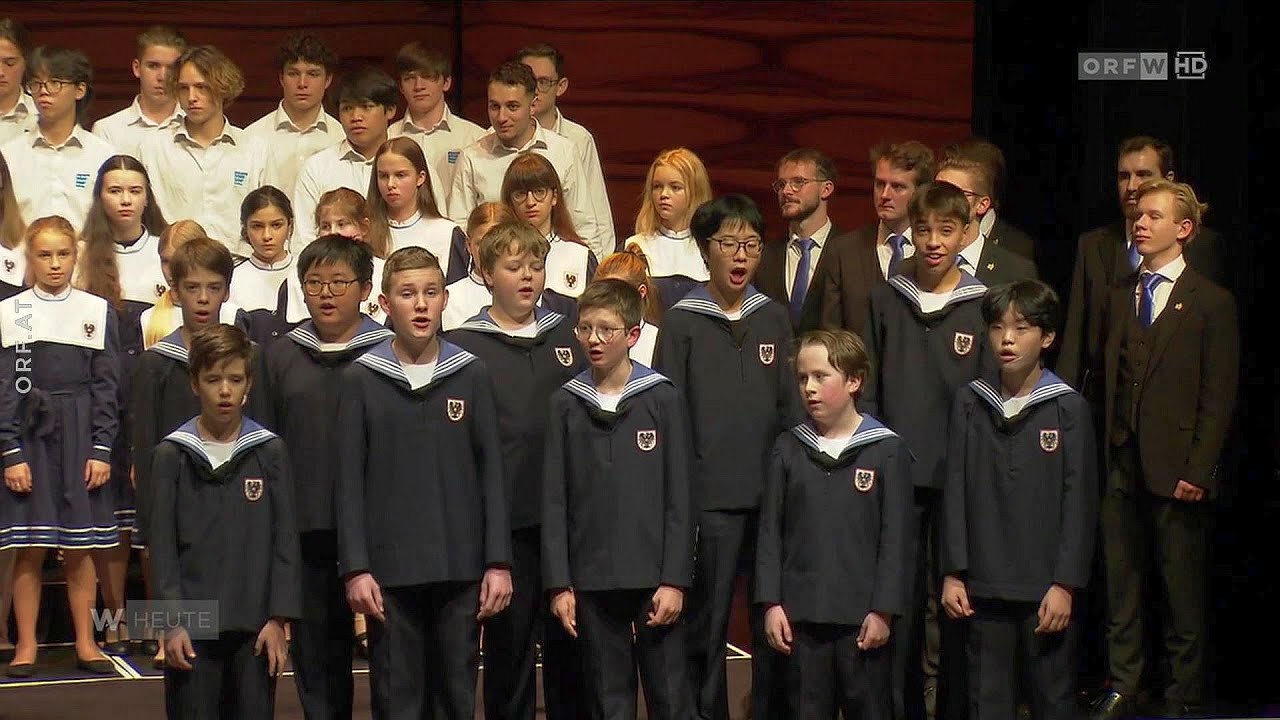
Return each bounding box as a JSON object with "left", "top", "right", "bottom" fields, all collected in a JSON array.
[
  {"left": 956, "top": 231, "right": 987, "bottom": 277},
  {"left": 1134, "top": 254, "right": 1187, "bottom": 323},
  {"left": 546, "top": 108, "right": 615, "bottom": 256},
  {"left": 389, "top": 104, "right": 486, "bottom": 212},
  {"left": 0, "top": 93, "right": 36, "bottom": 145},
  {"left": 448, "top": 123, "right": 600, "bottom": 259},
  {"left": 139, "top": 120, "right": 266, "bottom": 256},
  {"left": 244, "top": 102, "right": 344, "bottom": 197},
  {"left": 290, "top": 139, "right": 376, "bottom": 252},
  {"left": 1, "top": 125, "right": 117, "bottom": 231},
  {"left": 875, "top": 225, "right": 915, "bottom": 279},
  {"left": 785, "top": 219, "right": 833, "bottom": 297},
  {"left": 91, "top": 96, "right": 184, "bottom": 158}
]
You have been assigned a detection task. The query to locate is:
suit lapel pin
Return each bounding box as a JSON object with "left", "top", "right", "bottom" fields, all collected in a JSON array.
[
  {"left": 1174, "top": 302, "right": 1184, "bottom": 311},
  {"left": 986, "top": 263, "right": 995, "bottom": 271}
]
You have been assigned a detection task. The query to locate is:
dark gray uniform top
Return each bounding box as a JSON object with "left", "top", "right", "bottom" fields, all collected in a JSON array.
[
  {"left": 755, "top": 416, "right": 913, "bottom": 625},
  {"left": 336, "top": 338, "right": 511, "bottom": 588},
  {"left": 940, "top": 371, "right": 1098, "bottom": 602},
  {"left": 541, "top": 364, "right": 695, "bottom": 593},
  {"left": 445, "top": 306, "right": 586, "bottom": 530},
  {"left": 862, "top": 272, "right": 995, "bottom": 489},
  {"left": 653, "top": 284, "right": 801, "bottom": 511},
  {"left": 265, "top": 317, "right": 393, "bottom": 534},
  {"left": 148, "top": 417, "right": 303, "bottom": 633}
]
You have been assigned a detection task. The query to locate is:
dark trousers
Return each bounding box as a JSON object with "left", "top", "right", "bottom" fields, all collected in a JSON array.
[
  {"left": 788, "top": 622, "right": 892, "bottom": 720},
  {"left": 966, "top": 599, "right": 1078, "bottom": 720},
  {"left": 369, "top": 581, "right": 480, "bottom": 720},
  {"left": 291, "top": 531, "right": 354, "bottom": 720},
  {"left": 577, "top": 589, "right": 692, "bottom": 720},
  {"left": 164, "top": 632, "right": 277, "bottom": 720},
  {"left": 686, "top": 509, "right": 784, "bottom": 720},
  {"left": 1101, "top": 446, "right": 1210, "bottom": 703},
  {"left": 484, "top": 527, "right": 585, "bottom": 720}
]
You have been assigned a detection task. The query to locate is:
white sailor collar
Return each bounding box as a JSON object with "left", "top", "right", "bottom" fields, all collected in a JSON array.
[
  {"left": 354, "top": 337, "right": 477, "bottom": 391},
  {"left": 670, "top": 283, "right": 772, "bottom": 322},
  {"left": 563, "top": 362, "right": 670, "bottom": 413}
]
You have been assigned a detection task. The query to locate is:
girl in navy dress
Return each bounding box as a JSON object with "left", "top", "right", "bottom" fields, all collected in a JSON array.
[
  {"left": 501, "top": 151, "right": 596, "bottom": 317},
  {"left": 0, "top": 149, "right": 25, "bottom": 659},
  {"left": 621, "top": 148, "right": 713, "bottom": 312},
  {"left": 230, "top": 186, "right": 298, "bottom": 347},
  {"left": 75, "top": 155, "right": 169, "bottom": 655},
  {"left": 0, "top": 216, "right": 119, "bottom": 677}
]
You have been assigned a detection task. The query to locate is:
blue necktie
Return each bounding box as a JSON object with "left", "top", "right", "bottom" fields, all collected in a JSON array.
[
  {"left": 1138, "top": 271, "right": 1168, "bottom": 327},
  {"left": 957, "top": 254, "right": 975, "bottom": 275},
  {"left": 790, "top": 237, "right": 815, "bottom": 323},
  {"left": 887, "top": 234, "right": 907, "bottom": 276},
  {"left": 1127, "top": 241, "right": 1141, "bottom": 271}
]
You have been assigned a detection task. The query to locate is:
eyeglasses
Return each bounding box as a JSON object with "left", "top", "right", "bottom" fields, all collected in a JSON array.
[
  {"left": 534, "top": 77, "right": 558, "bottom": 91},
  {"left": 302, "top": 279, "right": 358, "bottom": 296},
  {"left": 26, "top": 78, "right": 74, "bottom": 95},
  {"left": 574, "top": 324, "right": 625, "bottom": 343},
  {"left": 771, "top": 177, "right": 827, "bottom": 193},
  {"left": 712, "top": 237, "right": 764, "bottom": 258},
  {"left": 510, "top": 187, "right": 552, "bottom": 204}
]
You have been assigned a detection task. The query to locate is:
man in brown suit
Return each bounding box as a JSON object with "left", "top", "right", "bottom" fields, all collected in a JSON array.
[
  {"left": 814, "top": 140, "right": 935, "bottom": 337},
  {"left": 1092, "top": 180, "right": 1237, "bottom": 720},
  {"left": 1058, "top": 136, "right": 1225, "bottom": 405},
  {"left": 756, "top": 148, "right": 847, "bottom": 333}
]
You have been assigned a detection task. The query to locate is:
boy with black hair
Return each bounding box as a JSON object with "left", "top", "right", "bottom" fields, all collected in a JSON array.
[
  {"left": 757, "top": 328, "right": 912, "bottom": 719},
  {"left": 940, "top": 279, "right": 1097, "bottom": 720},
  {"left": 389, "top": 41, "right": 485, "bottom": 210},
  {"left": 246, "top": 32, "right": 343, "bottom": 196},
  {"left": 292, "top": 66, "right": 400, "bottom": 249},
  {"left": 654, "top": 193, "right": 799, "bottom": 720},
  {"left": 543, "top": 277, "right": 695, "bottom": 720},
  {"left": 149, "top": 323, "right": 300, "bottom": 719},
  {"left": 862, "top": 180, "right": 994, "bottom": 720},
  {"left": 265, "top": 235, "right": 392, "bottom": 719},
  {"left": 92, "top": 25, "right": 187, "bottom": 157},
  {"left": 445, "top": 220, "right": 583, "bottom": 720},
  {"left": 516, "top": 42, "right": 615, "bottom": 255},
  {"left": 338, "top": 246, "right": 512, "bottom": 720}
]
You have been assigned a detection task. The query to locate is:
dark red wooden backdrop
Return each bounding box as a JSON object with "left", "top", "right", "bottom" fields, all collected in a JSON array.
[{"left": 8, "top": 0, "right": 971, "bottom": 238}]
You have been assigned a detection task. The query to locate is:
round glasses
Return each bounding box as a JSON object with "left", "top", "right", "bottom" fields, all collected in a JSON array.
[
  {"left": 574, "top": 325, "right": 625, "bottom": 343},
  {"left": 302, "top": 279, "right": 358, "bottom": 296},
  {"left": 510, "top": 187, "right": 552, "bottom": 204}
]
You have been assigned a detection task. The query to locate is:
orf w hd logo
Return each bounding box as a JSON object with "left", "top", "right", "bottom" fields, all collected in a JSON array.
[{"left": 1077, "top": 51, "right": 1207, "bottom": 80}]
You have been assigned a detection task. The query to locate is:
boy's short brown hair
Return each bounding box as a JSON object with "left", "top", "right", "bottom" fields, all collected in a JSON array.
[
  {"left": 870, "top": 140, "right": 937, "bottom": 187},
  {"left": 395, "top": 41, "right": 451, "bottom": 80},
  {"left": 381, "top": 245, "right": 444, "bottom": 295},
  {"left": 170, "top": 235, "right": 234, "bottom": 286},
  {"left": 577, "top": 278, "right": 644, "bottom": 330},
  {"left": 1133, "top": 179, "right": 1208, "bottom": 242},
  {"left": 477, "top": 220, "right": 550, "bottom": 275},
  {"left": 798, "top": 329, "right": 872, "bottom": 393},
  {"left": 173, "top": 45, "right": 245, "bottom": 105},
  {"left": 489, "top": 60, "right": 536, "bottom": 96},
  {"left": 188, "top": 324, "right": 253, "bottom": 382},
  {"left": 136, "top": 25, "right": 186, "bottom": 58},
  {"left": 908, "top": 181, "right": 971, "bottom": 227}
]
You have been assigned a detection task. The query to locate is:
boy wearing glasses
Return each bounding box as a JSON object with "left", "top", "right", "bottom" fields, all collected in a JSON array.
[
  {"left": 388, "top": 41, "right": 485, "bottom": 209},
  {"left": 446, "top": 221, "right": 584, "bottom": 720},
  {"left": 862, "top": 181, "right": 996, "bottom": 720},
  {"left": 543, "top": 277, "right": 695, "bottom": 720},
  {"left": 449, "top": 61, "right": 601, "bottom": 259},
  {"left": 654, "top": 194, "right": 801, "bottom": 720},
  {"left": 337, "top": 246, "right": 512, "bottom": 720},
  {"left": 264, "top": 235, "right": 392, "bottom": 719}
]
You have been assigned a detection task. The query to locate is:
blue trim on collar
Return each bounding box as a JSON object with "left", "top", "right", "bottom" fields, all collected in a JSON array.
[
  {"left": 670, "top": 283, "right": 772, "bottom": 321},
  {"left": 887, "top": 272, "right": 987, "bottom": 314},
  {"left": 150, "top": 328, "right": 188, "bottom": 364},
  {"left": 563, "top": 362, "right": 670, "bottom": 411},
  {"left": 354, "top": 337, "right": 477, "bottom": 389},
  {"left": 286, "top": 317, "right": 394, "bottom": 353},
  {"left": 790, "top": 414, "right": 899, "bottom": 457},
  {"left": 457, "top": 306, "right": 565, "bottom": 337},
  {"left": 164, "top": 417, "right": 277, "bottom": 471},
  {"left": 967, "top": 370, "right": 1077, "bottom": 417}
]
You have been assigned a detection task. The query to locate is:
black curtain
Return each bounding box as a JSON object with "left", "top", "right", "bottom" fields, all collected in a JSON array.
[{"left": 976, "top": 0, "right": 1269, "bottom": 707}]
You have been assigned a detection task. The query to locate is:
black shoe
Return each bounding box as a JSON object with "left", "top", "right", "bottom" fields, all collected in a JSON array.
[
  {"left": 77, "top": 656, "right": 116, "bottom": 675},
  {"left": 138, "top": 639, "right": 159, "bottom": 656},
  {"left": 5, "top": 662, "right": 35, "bottom": 678},
  {"left": 103, "top": 640, "right": 131, "bottom": 656},
  {"left": 1090, "top": 691, "right": 1135, "bottom": 720}
]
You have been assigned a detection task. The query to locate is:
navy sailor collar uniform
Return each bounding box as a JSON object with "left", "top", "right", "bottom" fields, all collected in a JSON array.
[
  {"left": 966, "top": 370, "right": 1077, "bottom": 426},
  {"left": 353, "top": 337, "right": 478, "bottom": 393},
  {"left": 669, "top": 283, "right": 774, "bottom": 323},
  {"left": 886, "top": 270, "right": 988, "bottom": 318},
  {"left": 789, "top": 414, "right": 902, "bottom": 469},
  {"left": 284, "top": 316, "right": 394, "bottom": 358}
]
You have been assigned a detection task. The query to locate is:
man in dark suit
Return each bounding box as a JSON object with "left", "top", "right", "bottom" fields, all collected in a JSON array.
[
  {"left": 935, "top": 158, "right": 1039, "bottom": 286},
  {"left": 813, "top": 140, "right": 936, "bottom": 337},
  {"left": 1092, "top": 180, "right": 1237, "bottom": 720},
  {"left": 756, "top": 148, "right": 846, "bottom": 333},
  {"left": 943, "top": 138, "right": 1038, "bottom": 261},
  {"left": 1059, "top": 135, "right": 1226, "bottom": 404}
]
